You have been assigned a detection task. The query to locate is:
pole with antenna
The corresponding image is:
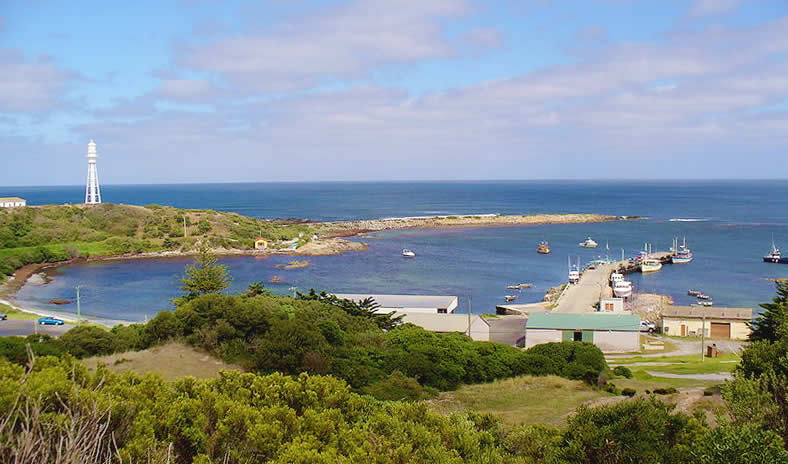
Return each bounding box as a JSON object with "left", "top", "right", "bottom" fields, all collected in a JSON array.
[{"left": 76, "top": 285, "right": 83, "bottom": 323}]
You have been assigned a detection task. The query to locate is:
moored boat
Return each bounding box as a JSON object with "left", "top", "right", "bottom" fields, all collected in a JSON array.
[
  {"left": 697, "top": 300, "right": 714, "bottom": 307},
  {"left": 671, "top": 237, "right": 694, "bottom": 264},
  {"left": 504, "top": 295, "right": 518, "bottom": 302},
  {"left": 688, "top": 290, "right": 701, "bottom": 296},
  {"left": 763, "top": 238, "right": 788, "bottom": 264},
  {"left": 641, "top": 258, "right": 662, "bottom": 273},
  {"left": 697, "top": 293, "right": 711, "bottom": 300},
  {"left": 613, "top": 280, "right": 633, "bottom": 298},
  {"left": 579, "top": 237, "right": 598, "bottom": 248},
  {"left": 537, "top": 241, "right": 551, "bottom": 254}
]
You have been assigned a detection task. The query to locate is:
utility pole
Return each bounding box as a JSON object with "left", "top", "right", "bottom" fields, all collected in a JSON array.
[
  {"left": 183, "top": 216, "right": 187, "bottom": 237},
  {"left": 467, "top": 295, "right": 472, "bottom": 338},
  {"left": 701, "top": 311, "right": 706, "bottom": 362},
  {"left": 76, "top": 285, "right": 83, "bottom": 323}
]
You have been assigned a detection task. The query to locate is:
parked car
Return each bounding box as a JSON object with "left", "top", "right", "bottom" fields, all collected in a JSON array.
[
  {"left": 640, "top": 320, "right": 656, "bottom": 333},
  {"left": 0, "top": 314, "right": 7, "bottom": 320},
  {"left": 37, "top": 317, "right": 64, "bottom": 326}
]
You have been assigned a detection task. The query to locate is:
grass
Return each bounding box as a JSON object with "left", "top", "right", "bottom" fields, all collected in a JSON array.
[
  {"left": 611, "top": 370, "right": 721, "bottom": 392},
  {"left": 609, "top": 353, "right": 739, "bottom": 375},
  {"left": 0, "top": 302, "right": 43, "bottom": 320},
  {"left": 425, "top": 375, "right": 608, "bottom": 429},
  {"left": 81, "top": 342, "right": 243, "bottom": 381}
]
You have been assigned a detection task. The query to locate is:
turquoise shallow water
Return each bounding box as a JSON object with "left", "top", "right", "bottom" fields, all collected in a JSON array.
[{"left": 9, "top": 181, "right": 788, "bottom": 321}]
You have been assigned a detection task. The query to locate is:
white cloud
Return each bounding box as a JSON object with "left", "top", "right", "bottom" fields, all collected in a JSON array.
[
  {"left": 178, "top": 0, "right": 481, "bottom": 91},
  {"left": 0, "top": 49, "right": 75, "bottom": 112},
  {"left": 689, "top": 0, "right": 743, "bottom": 17}
]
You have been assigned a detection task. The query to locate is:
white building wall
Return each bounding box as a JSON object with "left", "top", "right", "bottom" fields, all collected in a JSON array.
[
  {"left": 470, "top": 317, "right": 490, "bottom": 342},
  {"left": 593, "top": 331, "right": 639, "bottom": 353},
  {"left": 525, "top": 329, "right": 562, "bottom": 349}
]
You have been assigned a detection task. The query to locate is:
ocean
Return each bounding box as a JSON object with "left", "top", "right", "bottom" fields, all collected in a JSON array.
[{"left": 8, "top": 181, "right": 788, "bottom": 322}]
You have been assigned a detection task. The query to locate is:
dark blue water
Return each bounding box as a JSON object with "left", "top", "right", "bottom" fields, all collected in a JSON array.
[{"left": 9, "top": 181, "right": 788, "bottom": 321}]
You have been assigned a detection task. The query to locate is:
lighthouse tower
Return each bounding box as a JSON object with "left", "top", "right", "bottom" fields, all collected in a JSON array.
[{"left": 84, "top": 140, "right": 102, "bottom": 204}]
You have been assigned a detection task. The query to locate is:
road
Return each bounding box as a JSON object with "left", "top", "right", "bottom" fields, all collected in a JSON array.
[
  {"left": 554, "top": 261, "right": 620, "bottom": 313},
  {"left": 0, "top": 319, "right": 70, "bottom": 337}
]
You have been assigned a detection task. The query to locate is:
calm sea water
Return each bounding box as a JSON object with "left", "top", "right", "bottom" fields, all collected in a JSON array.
[{"left": 10, "top": 181, "right": 788, "bottom": 322}]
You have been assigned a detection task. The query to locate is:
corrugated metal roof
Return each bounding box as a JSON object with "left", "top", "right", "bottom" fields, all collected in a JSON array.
[
  {"left": 398, "top": 313, "right": 473, "bottom": 332},
  {"left": 0, "top": 197, "right": 25, "bottom": 202},
  {"left": 527, "top": 312, "right": 640, "bottom": 331},
  {"left": 333, "top": 293, "right": 459, "bottom": 311},
  {"left": 662, "top": 305, "right": 752, "bottom": 320}
]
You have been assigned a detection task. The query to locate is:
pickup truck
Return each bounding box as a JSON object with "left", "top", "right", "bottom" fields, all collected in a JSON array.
[{"left": 640, "top": 321, "right": 656, "bottom": 333}]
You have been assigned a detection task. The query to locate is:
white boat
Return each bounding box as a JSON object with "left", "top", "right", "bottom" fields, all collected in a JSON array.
[
  {"left": 569, "top": 270, "right": 580, "bottom": 283},
  {"left": 579, "top": 237, "right": 598, "bottom": 248},
  {"left": 671, "top": 237, "right": 694, "bottom": 264},
  {"left": 641, "top": 258, "right": 662, "bottom": 273},
  {"left": 402, "top": 249, "right": 415, "bottom": 258},
  {"left": 610, "top": 272, "right": 625, "bottom": 284},
  {"left": 504, "top": 295, "right": 518, "bottom": 302},
  {"left": 613, "top": 280, "right": 633, "bottom": 298},
  {"left": 697, "top": 300, "right": 713, "bottom": 307}
]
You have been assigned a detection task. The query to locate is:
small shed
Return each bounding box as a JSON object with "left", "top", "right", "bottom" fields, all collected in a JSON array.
[
  {"left": 254, "top": 237, "right": 268, "bottom": 250},
  {"left": 525, "top": 312, "right": 640, "bottom": 353},
  {"left": 0, "top": 197, "right": 26, "bottom": 208},
  {"left": 600, "top": 297, "right": 624, "bottom": 312},
  {"left": 661, "top": 306, "right": 752, "bottom": 340}
]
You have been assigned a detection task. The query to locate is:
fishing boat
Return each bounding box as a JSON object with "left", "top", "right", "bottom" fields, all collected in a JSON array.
[
  {"left": 537, "top": 241, "right": 551, "bottom": 254},
  {"left": 504, "top": 295, "right": 518, "bottom": 302},
  {"left": 697, "top": 300, "right": 714, "bottom": 307},
  {"left": 697, "top": 293, "right": 712, "bottom": 300},
  {"left": 568, "top": 257, "right": 581, "bottom": 283},
  {"left": 671, "top": 237, "right": 694, "bottom": 264},
  {"left": 401, "top": 249, "right": 416, "bottom": 258},
  {"left": 688, "top": 290, "right": 701, "bottom": 296},
  {"left": 763, "top": 237, "right": 788, "bottom": 264},
  {"left": 613, "top": 280, "right": 633, "bottom": 298},
  {"left": 641, "top": 258, "right": 662, "bottom": 273},
  {"left": 579, "top": 237, "right": 598, "bottom": 248},
  {"left": 610, "top": 272, "right": 625, "bottom": 284}
]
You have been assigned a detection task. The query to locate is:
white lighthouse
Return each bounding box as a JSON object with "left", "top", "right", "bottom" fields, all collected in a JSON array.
[{"left": 84, "top": 139, "right": 102, "bottom": 204}]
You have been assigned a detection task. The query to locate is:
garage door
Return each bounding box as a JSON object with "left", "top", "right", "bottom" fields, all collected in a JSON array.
[{"left": 710, "top": 322, "right": 731, "bottom": 339}]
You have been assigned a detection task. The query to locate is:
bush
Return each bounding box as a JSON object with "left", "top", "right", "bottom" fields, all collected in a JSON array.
[
  {"left": 361, "top": 370, "right": 437, "bottom": 401},
  {"left": 613, "top": 365, "right": 633, "bottom": 378},
  {"left": 622, "top": 388, "right": 637, "bottom": 397},
  {"left": 58, "top": 326, "right": 116, "bottom": 358},
  {"left": 653, "top": 387, "right": 678, "bottom": 395},
  {"left": 526, "top": 341, "right": 607, "bottom": 381}
]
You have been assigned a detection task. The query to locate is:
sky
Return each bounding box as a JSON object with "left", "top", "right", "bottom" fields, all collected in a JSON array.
[{"left": 1, "top": 0, "right": 787, "bottom": 186}]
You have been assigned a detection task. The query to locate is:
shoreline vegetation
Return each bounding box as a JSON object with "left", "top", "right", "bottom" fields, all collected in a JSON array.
[{"left": 0, "top": 203, "right": 637, "bottom": 320}]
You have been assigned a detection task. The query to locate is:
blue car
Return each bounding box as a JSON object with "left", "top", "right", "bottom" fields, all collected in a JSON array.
[{"left": 37, "top": 317, "right": 64, "bottom": 326}]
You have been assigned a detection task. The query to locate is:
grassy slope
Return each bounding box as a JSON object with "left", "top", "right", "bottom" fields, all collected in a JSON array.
[
  {"left": 81, "top": 342, "right": 243, "bottom": 381},
  {"left": 426, "top": 376, "right": 609, "bottom": 429},
  {"left": 0, "top": 302, "right": 40, "bottom": 320},
  {"left": 0, "top": 204, "right": 315, "bottom": 276}
]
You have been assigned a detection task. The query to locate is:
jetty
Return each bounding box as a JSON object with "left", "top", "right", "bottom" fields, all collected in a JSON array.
[{"left": 554, "top": 252, "right": 673, "bottom": 314}]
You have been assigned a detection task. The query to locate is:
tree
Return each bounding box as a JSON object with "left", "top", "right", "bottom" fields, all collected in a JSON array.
[
  {"left": 58, "top": 326, "right": 116, "bottom": 358},
  {"left": 297, "top": 289, "right": 403, "bottom": 330},
  {"left": 749, "top": 281, "right": 788, "bottom": 342},
  {"left": 242, "top": 281, "right": 271, "bottom": 298},
  {"left": 177, "top": 247, "right": 231, "bottom": 303}
]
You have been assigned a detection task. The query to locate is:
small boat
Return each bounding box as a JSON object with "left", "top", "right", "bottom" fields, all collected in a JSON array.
[
  {"left": 610, "top": 272, "right": 625, "bottom": 284},
  {"left": 641, "top": 258, "right": 662, "bottom": 273},
  {"left": 697, "top": 293, "right": 711, "bottom": 300},
  {"left": 507, "top": 283, "right": 533, "bottom": 290},
  {"left": 763, "top": 237, "right": 788, "bottom": 264},
  {"left": 504, "top": 295, "right": 518, "bottom": 302},
  {"left": 402, "top": 249, "right": 416, "bottom": 258},
  {"left": 687, "top": 290, "right": 701, "bottom": 296},
  {"left": 671, "top": 237, "right": 694, "bottom": 264},
  {"left": 613, "top": 280, "right": 633, "bottom": 298},
  {"left": 579, "top": 237, "right": 598, "bottom": 248},
  {"left": 537, "top": 241, "right": 551, "bottom": 254},
  {"left": 697, "top": 300, "right": 714, "bottom": 307},
  {"left": 568, "top": 270, "right": 580, "bottom": 283}
]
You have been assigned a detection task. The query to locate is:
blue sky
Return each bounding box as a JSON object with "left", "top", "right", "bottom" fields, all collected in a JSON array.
[{"left": 1, "top": 0, "right": 787, "bottom": 185}]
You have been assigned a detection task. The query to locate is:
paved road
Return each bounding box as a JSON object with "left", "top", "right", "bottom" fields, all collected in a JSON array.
[
  {"left": 0, "top": 319, "right": 70, "bottom": 337},
  {"left": 554, "top": 261, "right": 620, "bottom": 313}
]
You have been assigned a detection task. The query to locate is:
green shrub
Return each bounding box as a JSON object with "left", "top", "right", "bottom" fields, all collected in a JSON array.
[
  {"left": 58, "top": 326, "right": 116, "bottom": 358},
  {"left": 653, "top": 387, "right": 678, "bottom": 395},
  {"left": 361, "top": 370, "right": 437, "bottom": 401},
  {"left": 613, "top": 365, "right": 633, "bottom": 378}
]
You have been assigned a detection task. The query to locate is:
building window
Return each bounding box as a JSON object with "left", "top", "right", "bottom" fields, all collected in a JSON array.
[
  {"left": 605, "top": 303, "right": 614, "bottom": 310},
  {"left": 573, "top": 331, "right": 583, "bottom": 342},
  {"left": 438, "top": 308, "right": 447, "bottom": 314}
]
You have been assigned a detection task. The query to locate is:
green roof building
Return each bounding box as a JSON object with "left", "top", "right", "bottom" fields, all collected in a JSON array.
[{"left": 525, "top": 313, "right": 640, "bottom": 353}]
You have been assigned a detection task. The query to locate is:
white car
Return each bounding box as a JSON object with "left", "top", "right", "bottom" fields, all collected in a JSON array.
[{"left": 640, "top": 321, "right": 656, "bottom": 333}]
